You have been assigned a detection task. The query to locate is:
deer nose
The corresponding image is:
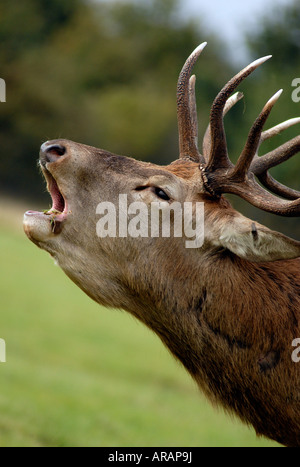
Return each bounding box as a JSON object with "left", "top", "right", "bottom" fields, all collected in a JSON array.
[{"left": 40, "top": 141, "right": 66, "bottom": 164}]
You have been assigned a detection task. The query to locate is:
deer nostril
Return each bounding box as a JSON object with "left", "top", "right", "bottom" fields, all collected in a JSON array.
[
  {"left": 41, "top": 143, "right": 66, "bottom": 163},
  {"left": 46, "top": 144, "right": 66, "bottom": 157}
]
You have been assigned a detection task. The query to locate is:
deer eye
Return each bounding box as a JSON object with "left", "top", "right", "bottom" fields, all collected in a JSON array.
[
  {"left": 153, "top": 187, "right": 170, "bottom": 201},
  {"left": 135, "top": 185, "right": 171, "bottom": 201}
]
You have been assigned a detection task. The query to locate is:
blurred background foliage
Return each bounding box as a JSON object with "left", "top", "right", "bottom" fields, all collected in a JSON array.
[
  {"left": 0, "top": 0, "right": 299, "bottom": 237},
  {"left": 0, "top": 0, "right": 229, "bottom": 199}
]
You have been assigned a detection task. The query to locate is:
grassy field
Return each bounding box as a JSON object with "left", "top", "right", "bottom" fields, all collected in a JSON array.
[{"left": 0, "top": 200, "right": 278, "bottom": 447}]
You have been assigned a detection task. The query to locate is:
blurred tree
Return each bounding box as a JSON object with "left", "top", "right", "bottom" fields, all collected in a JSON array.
[
  {"left": 247, "top": 1, "right": 300, "bottom": 73},
  {"left": 0, "top": 0, "right": 84, "bottom": 200},
  {"left": 0, "top": 0, "right": 231, "bottom": 202}
]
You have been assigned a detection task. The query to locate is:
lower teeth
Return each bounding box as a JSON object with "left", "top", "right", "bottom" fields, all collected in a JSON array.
[{"left": 43, "top": 209, "right": 62, "bottom": 215}]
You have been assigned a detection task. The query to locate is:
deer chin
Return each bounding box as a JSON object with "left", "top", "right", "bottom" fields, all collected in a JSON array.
[{"left": 23, "top": 168, "right": 69, "bottom": 242}]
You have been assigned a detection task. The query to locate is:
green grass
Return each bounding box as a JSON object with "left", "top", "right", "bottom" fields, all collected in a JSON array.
[{"left": 0, "top": 218, "right": 278, "bottom": 446}]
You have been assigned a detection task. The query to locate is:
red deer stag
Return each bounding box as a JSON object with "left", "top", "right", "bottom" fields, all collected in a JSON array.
[{"left": 24, "top": 43, "right": 300, "bottom": 447}]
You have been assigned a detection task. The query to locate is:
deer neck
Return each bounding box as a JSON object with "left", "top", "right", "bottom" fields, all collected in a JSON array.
[{"left": 120, "top": 252, "right": 300, "bottom": 378}]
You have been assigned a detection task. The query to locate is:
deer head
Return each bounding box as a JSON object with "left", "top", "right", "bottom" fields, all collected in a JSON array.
[{"left": 24, "top": 43, "right": 300, "bottom": 447}]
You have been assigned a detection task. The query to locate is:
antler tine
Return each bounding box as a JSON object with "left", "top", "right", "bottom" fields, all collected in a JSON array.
[
  {"left": 250, "top": 135, "right": 300, "bottom": 200},
  {"left": 260, "top": 117, "right": 300, "bottom": 143},
  {"left": 177, "top": 42, "right": 207, "bottom": 162},
  {"left": 250, "top": 118, "right": 300, "bottom": 199},
  {"left": 252, "top": 135, "right": 300, "bottom": 175},
  {"left": 230, "top": 90, "right": 283, "bottom": 181},
  {"left": 223, "top": 91, "right": 244, "bottom": 116},
  {"left": 206, "top": 55, "right": 272, "bottom": 171},
  {"left": 188, "top": 75, "right": 200, "bottom": 159},
  {"left": 202, "top": 92, "right": 244, "bottom": 161},
  {"left": 257, "top": 172, "right": 300, "bottom": 200},
  {"left": 221, "top": 176, "right": 300, "bottom": 216}
]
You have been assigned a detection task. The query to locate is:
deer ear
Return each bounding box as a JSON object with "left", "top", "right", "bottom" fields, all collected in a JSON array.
[{"left": 216, "top": 213, "right": 300, "bottom": 262}]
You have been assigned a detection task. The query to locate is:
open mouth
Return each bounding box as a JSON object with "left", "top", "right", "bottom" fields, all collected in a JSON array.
[
  {"left": 25, "top": 167, "right": 69, "bottom": 234},
  {"left": 46, "top": 170, "right": 66, "bottom": 214}
]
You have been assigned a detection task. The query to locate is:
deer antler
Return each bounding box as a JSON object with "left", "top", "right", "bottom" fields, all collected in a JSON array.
[
  {"left": 177, "top": 42, "right": 207, "bottom": 162},
  {"left": 177, "top": 44, "right": 300, "bottom": 217},
  {"left": 205, "top": 85, "right": 300, "bottom": 216},
  {"left": 202, "top": 91, "right": 244, "bottom": 161}
]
